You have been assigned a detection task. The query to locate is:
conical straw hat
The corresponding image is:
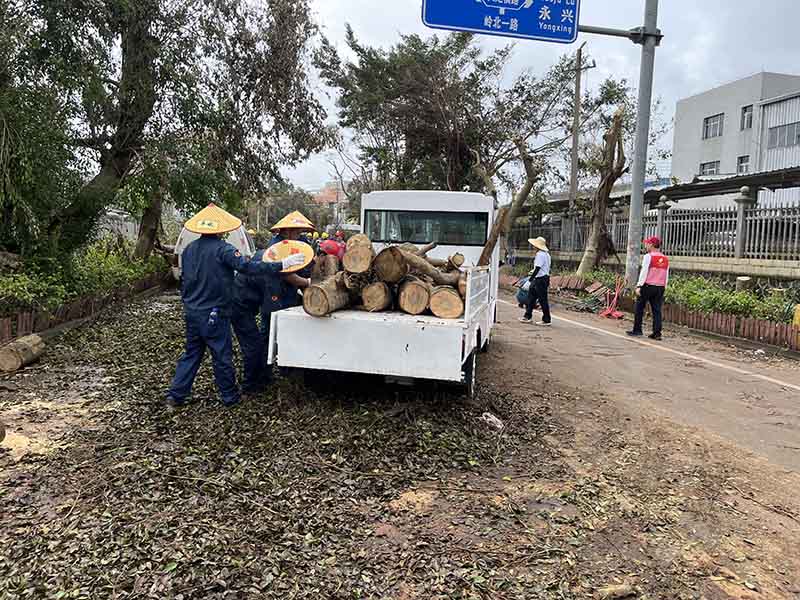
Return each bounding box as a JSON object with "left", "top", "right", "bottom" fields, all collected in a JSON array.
[
  {"left": 528, "top": 237, "right": 549, "bottom": 252},
  {"left": 263, "top": 239, "right": 314, "bottom": 273},
  {"left": 270, "top": 210, "right": 315, "bottom": 232},
  {"left": 184, "top": 203, "right": 242, "bottom": 235}
]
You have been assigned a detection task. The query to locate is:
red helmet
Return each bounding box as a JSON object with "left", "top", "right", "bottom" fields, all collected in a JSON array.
[
  {"left": 319, "top": 239, "right": 345, "bottom": 259},
  {"left": 335, "top": 230, "right": 344, "bottom": 239}
]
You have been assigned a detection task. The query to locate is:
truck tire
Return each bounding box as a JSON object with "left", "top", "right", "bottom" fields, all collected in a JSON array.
[{"left": 462, "top": 352, "right": 477, "bottom": 401}]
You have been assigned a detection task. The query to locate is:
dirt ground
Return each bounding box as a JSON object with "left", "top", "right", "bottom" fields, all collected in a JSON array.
[{"left": 1, "top": 292, "right": 799, "bottom": 599}]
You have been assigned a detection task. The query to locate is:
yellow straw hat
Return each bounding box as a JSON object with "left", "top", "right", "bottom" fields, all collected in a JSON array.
[
  {"left": 270, "top": 210, "right": 315, "bottom": 233},
  {"left": 263, "top": 239, "right": 314, "bottom": 273},
  {"left": 528, "top": 237, "right": 549, "bottom": 252},
  {"left": 184, "top": 203, "right": 242, "bottom": 235}
]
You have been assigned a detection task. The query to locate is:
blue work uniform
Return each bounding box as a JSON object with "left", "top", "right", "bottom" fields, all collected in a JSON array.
[
  {"left": 167, "top": 236, "right": 282, "bottom": 407},
  {"left": 231, "top": 249, "right": 270, "bottom": 394},
  {"left": 259, "top": 234, "right": 313, "bottom": 344}
]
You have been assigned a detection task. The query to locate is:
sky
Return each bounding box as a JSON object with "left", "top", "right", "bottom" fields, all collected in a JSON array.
[{"left": 283, "top": 0, "right": 800, "bottom": 192}]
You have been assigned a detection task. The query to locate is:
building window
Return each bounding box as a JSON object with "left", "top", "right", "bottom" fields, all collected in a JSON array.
[
  {"left": 702, "top": 113, "right": 724, "bottom": 139},
  {"left": 740, "top": 105, "right": 753, "bottom": 130},
  {"left": 767, "top": 121, "right": 800, "bottom": 149},
  {"left": 699, "top": 161, "right": 720, "bottom": 176},
  {"left": 737, "top": 155, "right": 750, "bottom": 174}
]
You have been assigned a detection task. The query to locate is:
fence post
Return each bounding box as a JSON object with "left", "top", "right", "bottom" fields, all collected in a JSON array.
[
  {"left": 734, "top": 186, "right": 756, "bottom": 259},
  {"left": 656, "top": 195, "right": 669, "bottom": 245}
]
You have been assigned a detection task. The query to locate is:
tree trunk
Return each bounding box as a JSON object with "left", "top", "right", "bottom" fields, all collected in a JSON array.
[
  {"left": 398, "top": 277, "right": 432, "bottom": 315},
  {"left": 342, "top": 245, "right": 375, "bottom": 274},
  {"left": 458, "top": 273, "right": 468, "bottom": 299},
  {"left": 361, "top": 282, "right": 392, "bottom": 312},
  {"left": 427, "top": 253, "right": 465, "bottom": 271},
  {"left": 400, "top": 251, "right": 461, "bottom": 286},
  {"left": 577, "top": 109, "right": 627, "bottom": 277},
  {"left": 134, "top": 188, "right": 163, "bottom": 259},
  {"left": 373, "top": 247, "right": 409, "bottom": 283},
  {"left": 0, "top": 335, "right": 45, "bottom": 373},
  {"left": 303, "top": 273, "right": 351, "bottom": 317},
  {"left": 311, "top": 254, "right": 340, "bottom": 283},
  {"left": 478, "top": 206, "right": 509, "bottom": 268},
  {"left": 346, "top": 233, "right": 372, "bottom": 251},
  {"left": 429, "top": 286, "right": 464, "bottom": 319}
]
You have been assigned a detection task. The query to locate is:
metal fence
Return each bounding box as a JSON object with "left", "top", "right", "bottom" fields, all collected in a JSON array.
[{"left": 512, "top": 203, "right": 800, "bottom": 262}]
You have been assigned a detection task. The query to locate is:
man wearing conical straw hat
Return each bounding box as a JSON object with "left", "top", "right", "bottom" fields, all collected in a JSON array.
[
  {"left": 518, "top": 236, "right": 552, "bottom": 326},
  {"left": 229, "top": 209, "right": 317, "bottom": 392},
  {"left": 166, "top": 203, "right": 307, "bottom": 408}
]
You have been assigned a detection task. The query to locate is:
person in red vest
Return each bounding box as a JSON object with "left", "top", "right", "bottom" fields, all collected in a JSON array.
[{"left": 627, "top": 236, "right": 669, "bottom": 341}]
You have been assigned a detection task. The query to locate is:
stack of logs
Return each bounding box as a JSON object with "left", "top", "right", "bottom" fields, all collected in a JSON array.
[{"left": 304, "top": 234, "right": 467, "bottom": 319}]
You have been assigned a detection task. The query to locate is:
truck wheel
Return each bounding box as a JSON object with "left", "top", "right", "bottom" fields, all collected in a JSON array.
[{"left": 462, "top": 352, "right": 477, "bottom": 401}]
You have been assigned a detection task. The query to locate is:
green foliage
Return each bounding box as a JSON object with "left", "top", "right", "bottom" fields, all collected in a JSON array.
[
  {"left": 584, "top": 268, "right": 797, "bottom": 324},
  {"left": 0, "top": 237, "right": 166, "bottom": 316}
]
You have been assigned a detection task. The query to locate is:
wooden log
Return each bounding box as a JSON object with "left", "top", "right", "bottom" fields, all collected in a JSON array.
[
  {"left": 735, "top": 276, "right": 754, "bottom": 292},
  {"left": 400, "top": 250, "right": 461, "bottom": 286},
  {"left": 399, "top": 242, "right": 438, "bottom": 256},
  {"left": 429, "top": 286, "right": 464, "bottom": 319},
  {"left": 426, "top": 252, "right": 465, "bottom": 271},
  {"left": 373, "top": 247, "right": 409, "bottom": 283},
  {"left": 458, "top": 273, "right": 468, "bottom": 298},
  {"left": 362, "top": 282, "right": 393, "bottom": 312},
  {"left": 320, "top": 254, "right": 340, "bottom": 279},
  {"left": 344, "top": 271, "right": 372, "bottom": 294},
  {"left": 416, "top": 242, "right": 438, "bottom": 256},
  {"left": 0, "top": 334, "right": 45, "bottom": 373},
  {"left": 303, "top": 273, "right": 351, "bottom": 317},
  {"left": 346, "top": 233, "right": 372, "bottom": 251},
  {"left": 398, "top": 278, "right": 433, "bottom": 315},
  {"left": 342, "top": 245, "right": 375, "bottom": 274}
]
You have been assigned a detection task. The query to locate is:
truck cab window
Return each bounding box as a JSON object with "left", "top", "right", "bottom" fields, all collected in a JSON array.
[{"left": 364, "top": 210, "right": 489, "bottom": 246}]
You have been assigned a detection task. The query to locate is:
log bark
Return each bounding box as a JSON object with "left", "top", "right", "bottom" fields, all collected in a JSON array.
[
  {"left": 134, "top": 183, "right": 163, "bottom": 259},
  {"left": 735, "top": 276, "right": 754, "bottom": 292},
  {"left": 303, "top": 273, "right": 351, "bottom": 317},
  {"left": 458, "top": 273, "right": 468, "bottom": 299},
  {"left": 0, "top": 334, "right": 46, "bottom": 373},
  {"left": 399, "top": 242, "right": 438, "bottom": 256},
  {"left": 312, "top": 254, "right": 340, "bottom": 283},
  {"left": 342, "top": 245, "right": 375, "bottom": 274},
  {"left": 428, "top": 253, "right": 465, "bottom": 271},
  {"left": 398, "top": 277, "right": 432, "bottom": 315},
  {"left": 400, "top": 251, "right": 461, "bottom": 286},
  {"left": 430, "top": 286, "right": 464, "bottom": 319},
  {"left": 373, "top": 247, "right": 409, "bottom": 283},
  {"left": 362, "top": 282, "right": 393, "bottom": 312},
  {"left": 344, "top": 271, "right": 372, "bottom": 293}
]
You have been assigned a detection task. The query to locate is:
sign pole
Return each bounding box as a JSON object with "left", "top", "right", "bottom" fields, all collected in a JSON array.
[{"left": 624, "top": 0, "right": 660, "bottom": 286}]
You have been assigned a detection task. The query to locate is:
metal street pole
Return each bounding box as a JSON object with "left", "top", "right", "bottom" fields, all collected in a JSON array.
[
  {"left": 568, "top": 42, "right": 586, "bottom": 212},
  {"left": 624, "top": 0, "right": 660, "bottom": 285}
]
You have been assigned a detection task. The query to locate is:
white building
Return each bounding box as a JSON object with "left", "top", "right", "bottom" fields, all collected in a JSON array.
[{"left": 671, "top": 72, "right": 800, "bottom": 208}]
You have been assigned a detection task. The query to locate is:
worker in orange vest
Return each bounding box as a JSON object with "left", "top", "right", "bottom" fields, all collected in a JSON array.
[{"left": 628, "top": 236, "right": 669, "bottom": 341}]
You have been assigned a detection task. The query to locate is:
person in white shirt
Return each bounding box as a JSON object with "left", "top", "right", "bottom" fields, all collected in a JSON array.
[{"left": 518, "top": 237, "right": 552, "bottom": 326}]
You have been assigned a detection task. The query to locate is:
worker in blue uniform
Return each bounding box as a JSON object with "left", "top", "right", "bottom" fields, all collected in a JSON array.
[
  {"left": 259, "top": 211, "right": 315, "bottom": 349},
  {"left": 166, "top": 204, "right": 306, "bottom": 408}
]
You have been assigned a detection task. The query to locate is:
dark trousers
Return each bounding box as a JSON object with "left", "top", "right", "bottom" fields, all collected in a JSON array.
[
  {"left": 232, "top": 306, "right": 268, "bottom": 393},
  {"left": 524, "top": 276, "right": 551, "bottom": 323},
  {"left": 168, "top": 310, "right": 239, "bottom": 405},
  {"left": 633, "top": 284, "right": 665, "bottom": 335}
]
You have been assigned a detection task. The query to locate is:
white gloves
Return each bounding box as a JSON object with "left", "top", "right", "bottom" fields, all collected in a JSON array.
[{"left": 281, "top": 253, "right": 306, "bottom": 270}]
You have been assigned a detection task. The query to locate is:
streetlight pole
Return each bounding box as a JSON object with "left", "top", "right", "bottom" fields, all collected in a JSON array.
[{"left": 623, "top": 0, "right": 659, "bottom": 285}]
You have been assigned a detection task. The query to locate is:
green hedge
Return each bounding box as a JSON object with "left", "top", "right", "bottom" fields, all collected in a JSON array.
[
  {"left": 571, "top": 267, "right": 798, "bottom": 324},
  {"left": 0, "top": 238, "right": 167, "bottom": 317}
]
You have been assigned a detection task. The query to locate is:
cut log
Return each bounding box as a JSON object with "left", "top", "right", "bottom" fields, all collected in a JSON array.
[
  {"left": 346, "top": 233, "right": 372, "bottom": 251},
  {"left": 303, "top": 273, "right": 351, "bottom": 317},
  {"left": 429, "top": 286, "right": 464, "bottom": 319},
  {"left": 311, "top": 254, "right": 340, "bottom": 283},
  {"left": 416, "top": 242, "right": 438, "bottom": 256},
  {"left": 427, "top": 253, "right": 465, "bottom": 271},
  {"left": 398, "top": 242, "right": 437, "bottom": 256},
  {"left": 344, "top": 271, "right": 372, "bottom": 293},
  {"left": 735, "top": 276, "right": 755, "bottom": 292},
  {"left": 448, "top": 253, "right": 465, "bottom": 270},
  {"left": 373, "top": 247, "right": 409, "bottom": 283},
  {"left": 400, "top": 250, "right": 461, "bottom": 286},
  {"left": 342, "top": 245, "right": 375, "bottom": 274},
  {"left": 398, "top": 278, "right": 432, "bottom": 315},
  {"left": 362, "top": 282, "right": 393, "bottom": 312},
  {"left": 458, "top": 273, "right": 468, "bottom": 299},
  {"left": 0, "top": 334, "right": 45, "bottom": 373}
]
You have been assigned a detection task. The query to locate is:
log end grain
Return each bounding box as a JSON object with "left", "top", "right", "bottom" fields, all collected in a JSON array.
[
  {"left": 362, "top": 282, "right": 392, "bottom": 312},
  {"left": 342, "top": 245, "right": 375, "bottom": 274},
  {"left": 374, "top": 247, "right": 409, "bottom": 283},
  {"left": 398, "top": 279, "right": 432, "bottom": 315},
  {"left": 0, "top": 334, "right": 45, "bottom": 373},
  {"left": 346, "top": 233, "right": 372, "bottom": 251},
  {"left": 430, "top": 286, "right": 464, "bottom": 319}
]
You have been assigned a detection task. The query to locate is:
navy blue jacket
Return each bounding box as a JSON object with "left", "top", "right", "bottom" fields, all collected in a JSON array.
[
  {"left": 261, "top": 234, "right": 313, "bottom": 313},
  {"left": 232, "top": 249, "right": 268, "bottom": 314},
  {"left": 181, "top": 236, "right": 281, "bottom": 316}
]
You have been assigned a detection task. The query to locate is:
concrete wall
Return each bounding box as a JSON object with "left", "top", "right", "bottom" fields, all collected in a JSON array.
[{"left": 515, "top": 250, "right": 800, "bottom": 280}]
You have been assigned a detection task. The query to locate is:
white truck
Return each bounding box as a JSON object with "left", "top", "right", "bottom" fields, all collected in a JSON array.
[{"left": 268, "top": 191, "right": 500, "bottom": 398}]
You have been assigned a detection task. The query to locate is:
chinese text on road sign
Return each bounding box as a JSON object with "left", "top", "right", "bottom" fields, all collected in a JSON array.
[{"left": 422, "top": 0, "right": 580, "bottom": 44}]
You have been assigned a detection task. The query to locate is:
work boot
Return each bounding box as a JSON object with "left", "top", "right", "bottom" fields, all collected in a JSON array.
[
  {"left": 626, "top": 330, "right": 643, "bottom": 337},
  {"left": 648, "top": 332, "right": 662, "bottom": 341},
  {"left": 165, "top": 396, "right": 187, "bottom": 411},
  {"left": 518, "top": 316, "right": 533, "bottom": 324}
]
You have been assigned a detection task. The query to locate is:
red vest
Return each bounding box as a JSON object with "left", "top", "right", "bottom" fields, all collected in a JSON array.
[{"left": 645, "top": 251, "right": 669, "bottom": 286}]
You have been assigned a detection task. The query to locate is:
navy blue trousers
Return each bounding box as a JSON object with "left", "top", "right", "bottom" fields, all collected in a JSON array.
[
  {"left": 232, "top": 306, "right": 269, "bottom": 393},
  {"left": 168, "top": 310, "right": 239, "bottom": 406}
]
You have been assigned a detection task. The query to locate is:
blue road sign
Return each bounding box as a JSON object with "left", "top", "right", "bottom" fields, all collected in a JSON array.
[{"left": 422, "top": 0, "right": 581, "bottom": 44}]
